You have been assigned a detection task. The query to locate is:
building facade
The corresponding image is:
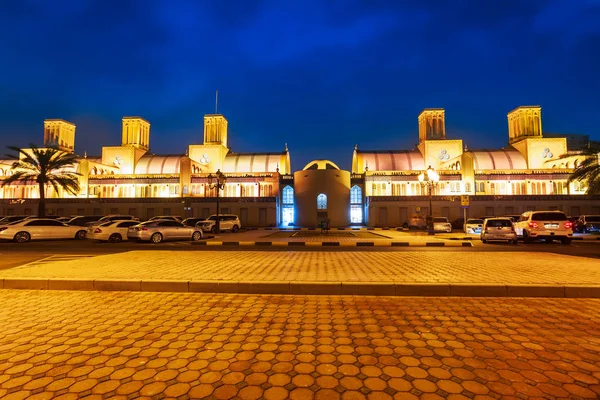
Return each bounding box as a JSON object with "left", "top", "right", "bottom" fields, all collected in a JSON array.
[{"left": 1, "top": 106, "right": 598, "bottom": 226}]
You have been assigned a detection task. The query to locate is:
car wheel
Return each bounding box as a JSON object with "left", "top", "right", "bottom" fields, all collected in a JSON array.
[
  {"left": 151, "top": 233, "right": 163, "bottom": 243},
  {"left": 561, "top": 238, "right": 572, "bottom": 245},
  {"left": 211, "top": 226, "right": 217, "bottom": 234},
  {"left": 192, "top": 231, "right": 202, "bottom": 241},
  {"left": 109, "top": 233, "right": 122, "bottom": 243},
  {"left": 232, "top": 225, "right": 239, "bottom": 233},
  {"left": 523, "top": 231, "right": 532, "bottom": 243},
  {"left": 481, "top": 239, "right": 487, "bottom": 244},
  {"left": 14, "top": 231, "right": 31, "bottom": 243},
  {"left": 75, "top": 230, "right": 87, "bottom": 240},
  {"left": 511, "top": 240, "right": 518, "bottom": 244}
]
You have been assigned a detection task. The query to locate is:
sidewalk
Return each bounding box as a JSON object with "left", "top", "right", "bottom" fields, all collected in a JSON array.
[{"left": 1, "top": 250, "right": 599, "bottom": 298}]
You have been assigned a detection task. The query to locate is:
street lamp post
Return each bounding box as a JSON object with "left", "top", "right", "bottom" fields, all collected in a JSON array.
[
  {"left": 207, "top": 169, "right": 226, "bottom": 234},
  {"left": 418, "top": 165, "right": 439, "bottom": 236}
]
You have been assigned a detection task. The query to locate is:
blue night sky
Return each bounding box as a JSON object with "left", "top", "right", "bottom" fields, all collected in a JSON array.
[{"left": 1, "top": 0, "right": 599, "bottom": 171}]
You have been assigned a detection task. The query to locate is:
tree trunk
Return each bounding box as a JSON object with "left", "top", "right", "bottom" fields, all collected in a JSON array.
[{"left": 38, "top": 182, "right": 45, "bottom": 217}]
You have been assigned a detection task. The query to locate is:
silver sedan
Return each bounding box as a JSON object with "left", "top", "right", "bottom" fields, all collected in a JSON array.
[{"left": 127, "top": 220, "right": 203, "bottom": 243}]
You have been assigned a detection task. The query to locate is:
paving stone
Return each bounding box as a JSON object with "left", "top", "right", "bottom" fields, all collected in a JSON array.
[
  {"left": 1, "top": 251, "right": 599, "bottom": 289},
  {"left": 0, "top": 291, "right": 599, "bottom": 398}
]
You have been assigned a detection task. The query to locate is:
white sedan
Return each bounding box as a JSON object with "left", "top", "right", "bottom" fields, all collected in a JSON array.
[
  {"left": 0, "top": 218, "right": 88, "bottom": 243},
  {"left": 464, "top": 218, "right": 484, "bottom": 234},
  {"left": 87, "top": 220, "right": 141, "bottom": 242},
  {"left": 432, "top": 217, "right": 452, "bottom": 233}
]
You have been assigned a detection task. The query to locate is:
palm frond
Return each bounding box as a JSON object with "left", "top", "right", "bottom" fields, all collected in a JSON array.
[
  {"left": 2, "top": 144, "right": 81, "bottom": 194},
  {"left": 565, "top": 148, "right": 600, "bottom": 194}
]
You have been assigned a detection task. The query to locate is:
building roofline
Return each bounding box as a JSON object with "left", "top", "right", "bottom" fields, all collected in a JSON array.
[
  {"left": 122, "top": 116, "right": 150, "bottom": 123},
  {"left": 226, "top": 152, "right": 287, "bottom": 156},
  {"left": 356, "top": 149, "right": 420, "bottom": 154},
  {"left": 508, "top": 105, "right": 541, "bottom": 114},
  {"left": 44, "top": 118, "right": 75, "bottom": 125}
]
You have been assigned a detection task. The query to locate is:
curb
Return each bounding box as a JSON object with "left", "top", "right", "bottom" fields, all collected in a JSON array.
[
  {"left": 245, "top": 227, "right": 409, "bottom": 231},
  {"left": 193, "top": 241, "right": 473, "bottom": 247},
  {"left": 1, "top": 278, "right": 599, "bottom": 298}
]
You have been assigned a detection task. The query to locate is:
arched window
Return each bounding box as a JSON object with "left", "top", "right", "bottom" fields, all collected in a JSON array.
[
  {"left": 350, "top": 186, "right": 362, "bottom": 204},
  {"left": 282, "top": 186, "right": 294, "bottom": 204},
  {"left": 317, "top": 193, "right": 327, "bottom": 210}
]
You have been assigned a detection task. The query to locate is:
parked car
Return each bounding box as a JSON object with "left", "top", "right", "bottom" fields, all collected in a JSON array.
[
  {"left": 504, "top": 215, "right": 521, "bottom": 223},
  {"left": 431, "top": 217, "right": 452, "bottom": 233},
  {"left": 480, "top": 218, "right": 517, "bottom": 244},
  {"left": 575, "top": 215, "right": 600, "bottom": 233},
  {"left": 148, "top": 216, "right": 183, "bottom": 222},
  {"left": 87, "top": 220, "right": 141, "bottom": 242},
  {"left": 0, "top": 218, "right": 88, "bottom": 243},
  {"left": 127, "top": 220, "right": 203, "bottom": 243},
  {"left": 408, "top": 215, "right": 427, "bottom": 230},
  {"left": 68, "top": 215, "right": 103, "bottom": 227},
  {"left": 198, "top": 214, "right": 241, "bottom": 233},
  {"left": 464, "top": 218, "right": 484, "bottom": 234},
  {"left": 451, "top": 218, "right": 465, "bottom": 230},
  {"left": 0, "top": 215, "right": 29, "bottom": 225},
  {"left": 514, "top": 211, "right": 573, "bottom": 244},
  {"left": 88, "top": 215, "right": 139, "bottom": 228},
  {"left": 182, "top": 217, "right": 206, "bottom": 227}
]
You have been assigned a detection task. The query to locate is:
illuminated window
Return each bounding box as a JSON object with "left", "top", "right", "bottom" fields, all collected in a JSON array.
[
  {"left": 350, "top": 186, "right": 362, "bottom": 204},
  {"left": 465, "top": 182, "right": 471, "bottom": 192},
  {"left": 350, "top": 205, "right": 362, "bottom": 223},
  {"left": 282, "top": 186, "right": 294, "bottom": 204},
  {"left": 317, "top": 193, "right": 327, "bottom": 210}
]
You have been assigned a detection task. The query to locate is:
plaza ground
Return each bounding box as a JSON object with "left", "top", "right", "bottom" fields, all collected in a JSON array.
[
  {"left": 0, "top": 233, "right": 599, "bottom": 399},
  {"left": 1, "top": 291, "right": 599, "bottom": 399}
]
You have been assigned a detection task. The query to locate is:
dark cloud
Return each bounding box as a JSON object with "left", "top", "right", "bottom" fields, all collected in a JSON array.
[{"left": 0, "top": 0, "right": 598, "bottom": 170}]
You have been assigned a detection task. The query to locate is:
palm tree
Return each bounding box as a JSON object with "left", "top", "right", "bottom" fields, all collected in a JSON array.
[
  {"left": 564, "top": 144, "right": 600, "bottom": 194},
  {"left": 1, "top": 144, "right": 81, "bottom": 217}
]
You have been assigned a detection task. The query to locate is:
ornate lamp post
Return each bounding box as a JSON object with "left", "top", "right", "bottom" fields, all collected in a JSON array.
[
  {"left": 418, "top": 165, "right": 439, "bottom": 235},
  {"left": 207, "top": 169, "right": 226, "bottom": 234}
]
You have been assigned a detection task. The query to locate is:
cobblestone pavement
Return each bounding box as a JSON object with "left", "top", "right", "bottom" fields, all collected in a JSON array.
[
  {"left": 0, "top": 291, "right": 599, "bottom": 399},
  {"left": 1, "top": 251, "right": 599, "bottom": 285}
]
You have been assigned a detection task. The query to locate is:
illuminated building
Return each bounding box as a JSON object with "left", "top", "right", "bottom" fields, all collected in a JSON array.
[{"left": 0, "top": 106, "right": 598, "bottom": 226}]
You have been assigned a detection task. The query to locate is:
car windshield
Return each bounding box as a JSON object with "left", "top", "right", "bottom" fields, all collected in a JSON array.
[
  {"left": 7, "top": 220, "right": 24, "bottom": 225},
  {"left": 467, "top": 219, "right": 483, "bottom": 224},
  {"left": 487, "top": 219, "right": 512, "bottom": 227},
  {"left": 207, "top": 216, "right": 217, "bottom": 221},
  {"left": 531, "top": 212, "right": 567, "bottom": 221},
  {"left": 433, "top": 218, "right": 447, "bottom": 223},
  {"left": 585, "top": 216, "right": 600, "bottom": 222},
  {"left": 100, "top": 221, "right": 114, "bottom": 227}
]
